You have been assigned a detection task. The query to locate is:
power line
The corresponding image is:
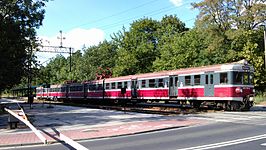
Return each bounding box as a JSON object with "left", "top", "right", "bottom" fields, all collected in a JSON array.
[
  {"left": 66, "top": 0, "right": 160, "bottom": 30},
  {"left": 92, "top": 1, "right": 193, "bottom": 32},
  {"left": 65, "top": 0, "right": 195, "bottom": 33}
]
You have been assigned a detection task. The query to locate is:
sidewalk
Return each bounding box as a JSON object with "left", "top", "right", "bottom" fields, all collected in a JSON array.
[
  {"left": 0, "top": 119, "right": 201, "bottom": 147},
  {"left": 0, "top": 102, "right": 203, "bottom": 148}
]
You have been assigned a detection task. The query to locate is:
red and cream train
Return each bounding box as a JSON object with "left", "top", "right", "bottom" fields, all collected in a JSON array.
[{"left": 36, "top": 60, "right": 255, "bottom": 110}]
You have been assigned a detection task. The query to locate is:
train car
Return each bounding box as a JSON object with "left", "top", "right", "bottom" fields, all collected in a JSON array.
[
  {"left": 48, "top": 84, "right": 68, "bottom": 101},
  {"left": 36, "top": 86, "right": 49, "bottom": 100},
  {"left": 68, "top": 83, "right": 85, "bottom": 99},
  {"left": 89, "top": 59, "right": 254, "bottom": 110},
  {"left": 43, "top": 60, "right": 254, "bottom": 110}
]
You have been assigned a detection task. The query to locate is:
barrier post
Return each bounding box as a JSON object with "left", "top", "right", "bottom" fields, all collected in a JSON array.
[{"left": 4, "top": 108, "right": 47, "bottom": 144}]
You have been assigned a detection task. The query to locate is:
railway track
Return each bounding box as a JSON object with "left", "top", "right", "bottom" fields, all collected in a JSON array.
[{"left": 35, "top": 99, "right": 223, "bottom": 115}]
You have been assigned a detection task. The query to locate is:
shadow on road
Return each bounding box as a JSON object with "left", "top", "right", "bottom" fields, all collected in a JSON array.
[{"left": 40, "top": 128, "right": 75, "bottom": 150}]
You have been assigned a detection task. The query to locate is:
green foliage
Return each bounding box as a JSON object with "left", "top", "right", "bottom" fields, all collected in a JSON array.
[
  {"left": 230, "top": 29, "right": 266, "bottom": 86},
  {"left": 112, "top": 17, "right": 160, "bottom": 76},
  {"left": 254, "top": 91, "right": 266, "bottom": 104},
  {"left": 192, "top": 0, "right": 266, "bottom": 31},
  {"left": 192, "top": 0, "right": 266, "bottom": 86},
  {"left": 31, "top": 1, "right": 266, "bottom": 90},
  {"left": 0, "top": 0, "right": 48, "bottom": 90},
  {"left": 37, "top": 40, "right": 117, "bottom": 84},
  {"left": 82, "top": 40, "right": 117, "bottom": 80},
  {"left": 113, "top": 15, "right": 188, "bottom": 76}
]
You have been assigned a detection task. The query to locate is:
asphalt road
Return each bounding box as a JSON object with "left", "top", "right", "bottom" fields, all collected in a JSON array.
[{"left": 4, "top": 111, "right": 266, "bottom": 150}]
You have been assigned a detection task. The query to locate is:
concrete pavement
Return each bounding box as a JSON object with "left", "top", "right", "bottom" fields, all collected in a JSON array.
[{"left": 0, "top": 100, "right": 202, "bottom": 148}]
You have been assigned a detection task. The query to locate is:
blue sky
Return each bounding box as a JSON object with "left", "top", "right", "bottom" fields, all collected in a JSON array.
[{"left": 36, "top": 0, "right": 200, "bottom": 63}]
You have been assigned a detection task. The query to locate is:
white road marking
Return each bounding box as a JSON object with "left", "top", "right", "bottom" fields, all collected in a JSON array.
[
  {"left": 177, "top": 134, "right": 266, "bottom": 150},
  {"left": 261, "top": 143, "right": 266, "bottom": 146}
]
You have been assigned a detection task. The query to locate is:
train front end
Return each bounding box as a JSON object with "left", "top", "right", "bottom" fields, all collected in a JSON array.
[{"left": 222, "top": 60, "right": 255, "bottom": 110}]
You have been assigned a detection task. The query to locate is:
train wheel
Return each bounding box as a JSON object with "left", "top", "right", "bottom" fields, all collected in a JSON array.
[
  {"left": 190, "top": 101, "right": 201, "bottom": 108},
  {"left": 114, "top": 99, "right": 119, "bottom": 104},
  {"left": 241, "top": 97, "right": 253, "bottom": 111},
  {"left": 230, "top": 101, "right": 241, "bottom": 111}
]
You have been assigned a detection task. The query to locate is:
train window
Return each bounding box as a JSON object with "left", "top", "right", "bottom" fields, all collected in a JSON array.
[
  {"left": 165, "top": 78, "right": 169, "bottom": 87},
  {"left": 233, "top": 72, "right": 242, "bottom": 84},
  {"left": 131, "top": 81, "right": 135, "bottom": 88},
  {"left": 175, "top": 77, "right": 178, "bottom": 86},
  {"left": 98, "top": 84, "right": 103, "bottom": 90},
  {"left": 141, "top": 80, "right": 146, "bottom": 88},
  {"left": 106, "top": 83, "right": 110, "bottom": 89},
  {"left": 185, "top": 76, "right": 191, "bottom": 86},
  {"left": 123, "top": 81, "right": 128, "bottom": 89},
  {"left": 111, "top": 82, "right": 116, "bottom": 89},
  {"left": 158, "top": 78, "right": 164, "bottom": 88},
  {"left": 89, "top": 84, "right": 96, "bottom": 91},
  {"left": 70, "top": 87, "right": 74, "bottom": 91},
  {"left": 233, "top": 72, "right": 251, "bottom": 85},
  {"left": 220, "top": 73, "right": 228, "bottom": 84},
  {"left": 78, "top": 86, "right": 83, "bottom": 91},
  {"left": 250, "top": 73, "right": 254, "bottom": 84},
  {"left": 61, "top": 87, "right": 66, "bottom": 92},
  {"left": 194, "top": 75, "right": 201, "bottom": 85},
  {"left": 169, "top": 77, "right": 173, "bottom": 86},
  {"left": 210, "top": 74, "right": 213, "bottom": 84},
  {"left": 149, "top": 79, "right": 156, "bottom": 88},
  {"left": 118, "top": 82, "right": 122, "bottom": 89},
  {"left": 243, "top": 73, "right": 249, "bottom": 85},
  {"left": 205, "top": 75, "right": 208, "bottom": 84}
]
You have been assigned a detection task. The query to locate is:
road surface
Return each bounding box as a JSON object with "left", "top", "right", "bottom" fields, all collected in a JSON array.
[{"left": 3, "top": 109, "right": 266, "bottom": 150}]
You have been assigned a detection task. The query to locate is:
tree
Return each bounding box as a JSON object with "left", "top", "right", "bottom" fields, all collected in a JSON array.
[
  {"left": 193, "top": 0, "right": 266, "bottom": 86},
  {"left": 112, "top": 18, "right": 160, "bottom": 76},
  {"left": 153, "top": 15, "right": 189, "bottom": 70},
  {"left": 0, "top": 0, "right": 48, "bottom": 90},
  {"left": 81, "top": 40, "right": 117, "bottom": 80},
  {"left": 192, "top": 0, "right": 266, "bottom": 31}
]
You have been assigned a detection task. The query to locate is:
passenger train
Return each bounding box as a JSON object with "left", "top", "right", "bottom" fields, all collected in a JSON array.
[{"left": 36, "top": 60, "right": 255, "bottom": 111}]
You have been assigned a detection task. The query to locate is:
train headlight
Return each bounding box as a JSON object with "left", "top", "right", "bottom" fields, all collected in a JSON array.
[{"left": 235, "top": 87, "right": 243, "bottom": 93}]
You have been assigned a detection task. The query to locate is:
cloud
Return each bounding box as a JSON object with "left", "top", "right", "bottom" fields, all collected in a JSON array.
[
  {"left": 36, "top": 28, "right": 105, "bottom": 65},
  {"left": 169, "top": 0, "right": 183, "bottom": 7}
]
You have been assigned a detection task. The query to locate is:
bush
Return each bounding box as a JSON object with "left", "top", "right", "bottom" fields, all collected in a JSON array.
[{"left": 254, "top": 91, "right": 266, "bottom": 104}]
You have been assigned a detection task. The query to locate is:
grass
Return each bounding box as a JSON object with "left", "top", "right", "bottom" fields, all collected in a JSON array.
[{"left": 254, "top": 91, "right": 266, "bottom": 104}]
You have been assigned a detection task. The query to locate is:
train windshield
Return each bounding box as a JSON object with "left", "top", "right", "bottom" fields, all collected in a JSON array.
[{"left": 232, "top": 72, "right": 254, "bottom": 85}]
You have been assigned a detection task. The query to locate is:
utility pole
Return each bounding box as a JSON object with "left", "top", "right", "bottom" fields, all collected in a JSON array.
[
  {"left": 264, "top": 26, "right": 266, "bottom": 69},
  {"left": 27, "top": 45, "right": 33, "bottom": 108},
  {"left": 38, "top": 30, "right": 73, "bottom": 73},
  {"left": 58, "top": 30, "right": 66, "bottom": 48}
]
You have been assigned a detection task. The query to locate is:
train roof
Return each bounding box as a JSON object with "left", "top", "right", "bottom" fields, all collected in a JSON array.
[
  {"left": 50, "top": 84, "right": 68, "bottom": 88},
  {"left": 100, "top": 59, "right": 254, "bottom": 82}
]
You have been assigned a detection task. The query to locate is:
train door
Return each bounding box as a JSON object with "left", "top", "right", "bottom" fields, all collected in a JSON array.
[
  {"left": 65, "top": 85, "right": 69, "bottom": 99},
  {"left": 131, "top": 79, "right": 138, "bottom": 98},
  {"left": 204, "top": 72, "right": 214, "bottom": 96},
  {"left": 169, "top": 75, "right": 178, "bottom": 97}
]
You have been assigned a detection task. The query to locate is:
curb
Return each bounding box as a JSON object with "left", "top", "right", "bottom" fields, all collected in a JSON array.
[{"left": 0, "top": 125, "right": 191, "bottom": 149}]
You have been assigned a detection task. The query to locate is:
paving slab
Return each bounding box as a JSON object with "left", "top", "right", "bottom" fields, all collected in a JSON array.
[{"left": 0, "top": 101, "right": 203, "bottom": 148}]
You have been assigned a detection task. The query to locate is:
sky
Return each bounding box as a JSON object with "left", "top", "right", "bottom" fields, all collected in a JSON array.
[{"left": 36, "top": 0, "right": 200, "bottom": 64}]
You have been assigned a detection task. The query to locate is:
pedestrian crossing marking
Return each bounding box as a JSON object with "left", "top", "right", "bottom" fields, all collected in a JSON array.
[{"left": 190, "top": 111, "right": 266, "bottom": 125}]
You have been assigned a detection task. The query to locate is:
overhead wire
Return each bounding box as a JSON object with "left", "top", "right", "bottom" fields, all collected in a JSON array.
[
  {"left": 65, "top": 0, "right": 195, "bottom": 32},
  {"left": 91, "top": 1, "right": 194, "bottom": 32},
  {"left": 65, "top": 0, "right": 161, "bottom": 31}
]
